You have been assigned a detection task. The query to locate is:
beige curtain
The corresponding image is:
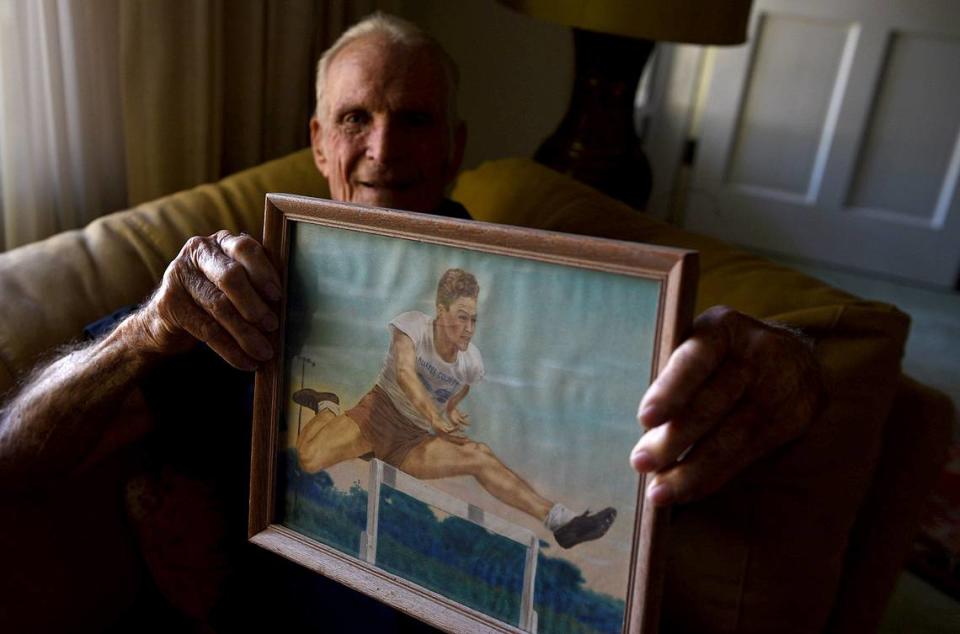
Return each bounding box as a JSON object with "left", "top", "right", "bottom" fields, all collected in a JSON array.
[
  {"left": 121, "top": 0, "right": 383, "bottom": 205},
  {"left": 0, "top": 0, "right": 128, "bottom": 250},
  {"left": 0, "top": 0, "right": 383, "bottom": 250}
]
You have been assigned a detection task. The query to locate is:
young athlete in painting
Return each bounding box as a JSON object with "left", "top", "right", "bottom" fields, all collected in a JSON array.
[{"left": 294, "top": 268, "right": 616, "bottom": 549}]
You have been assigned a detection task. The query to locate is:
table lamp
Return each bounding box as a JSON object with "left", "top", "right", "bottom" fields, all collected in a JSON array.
[{"left": 499, "top": 0, "right": 752, "bottom": 209}]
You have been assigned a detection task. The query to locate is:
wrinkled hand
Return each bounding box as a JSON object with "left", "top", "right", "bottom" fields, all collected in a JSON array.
[
  {"left": 130, "top": 231, "right": 281, "bottom": 370},
  {"left": 631, "top": 306, "right": 824, "bottom": 507}
]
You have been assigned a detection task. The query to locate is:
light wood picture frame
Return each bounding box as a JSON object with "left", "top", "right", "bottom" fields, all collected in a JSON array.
[{"left": 249, "top": 194, "right": 697, "bottom": 634}]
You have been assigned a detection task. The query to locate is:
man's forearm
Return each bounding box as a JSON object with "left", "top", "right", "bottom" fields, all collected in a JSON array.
[
  {"left": 0, "top": 229, "right": 280, "bottom": 493},
  {"left": 396, "top": 368, "right": 442, "bottom": 429},
  {"left": 0, "top": 312, "right": 161, "bottom": 488},
  {"left": 445, "top": 385, "right": 469, "bottom": 415}
]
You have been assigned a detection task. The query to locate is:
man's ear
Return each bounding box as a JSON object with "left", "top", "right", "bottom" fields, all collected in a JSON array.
[
  {"left": 446, "top": 121, "right": 467, "bottom": 184},
  {"left": 310, "top": 116, "right": 329, "bottom": 178}
]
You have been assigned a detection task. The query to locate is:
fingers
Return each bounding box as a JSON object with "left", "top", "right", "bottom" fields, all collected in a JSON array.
[
  {"left": 433, "top": 414, "right": 456, "bottom": 434},
  {"left": 175, "top": 244, "right": 274, "bottom": 360},
  {"left": 632, "top": 306, "right": 823, "bottom": 507},
  {"left": 647, "top": 407, "right": 759, "bottom": 506},
  {"left": 144, "top": 232, "right": 281, "bottom": 370},
  {"left": 162, "top": 280, "right": 260, "bottom": 371},
  {"left": 637, "top": 306, "right": 734, "bottom": 429},
  {"left": 644, "top": 401, "right": 769, "bottom": 506},
  {"left": 199, "top": 232, "right": 279, "bottom": 330},
  {"left": 442, "top": 409, "right": 473, "bottom": 433},
  {"left": 631, "top": 358, "right": 750, "bottom": 472},
  {"left": 449, "top": 410, "right": 471, "bottom": 429},
  {"left": 440, "top": 431, "right": 470, "bottom": 445},
  {"left": 216, "top": 231, "right": 282, "bottom": 305}
]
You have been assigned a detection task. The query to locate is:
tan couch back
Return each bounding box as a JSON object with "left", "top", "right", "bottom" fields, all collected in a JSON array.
[{"left": 0, "top": 150, "right": 327, "bottom": 393}]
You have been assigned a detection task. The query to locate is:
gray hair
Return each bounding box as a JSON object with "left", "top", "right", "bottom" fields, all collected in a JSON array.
[{"left": 314, "top": 12, "right": 460, "bottom": 126}]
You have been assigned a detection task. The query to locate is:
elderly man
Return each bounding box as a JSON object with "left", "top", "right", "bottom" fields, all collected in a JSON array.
[{"left": 0, "top": 11, "right": 823, "bottom": 631}]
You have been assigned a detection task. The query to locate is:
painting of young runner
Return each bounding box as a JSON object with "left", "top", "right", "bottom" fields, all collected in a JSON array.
[{"left": 272, "top": 218, "right": 665, "bottom": 634}]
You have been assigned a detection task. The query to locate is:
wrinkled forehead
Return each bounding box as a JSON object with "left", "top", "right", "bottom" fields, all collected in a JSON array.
[{"left": 322, "top": 35, "right": 451, "bottom": 119}]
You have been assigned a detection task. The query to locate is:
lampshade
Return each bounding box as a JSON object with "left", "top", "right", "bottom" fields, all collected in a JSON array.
[{"left": 499, "top": 0, "right": 753, "bottom": 45}]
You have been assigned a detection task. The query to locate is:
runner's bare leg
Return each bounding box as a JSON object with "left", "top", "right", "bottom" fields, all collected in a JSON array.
[
  {"left": 297, "top": 414, "right": 372, "bottom": 473},
  {"left": 400, "top": 438, "right": 553, "bottom": 521}
]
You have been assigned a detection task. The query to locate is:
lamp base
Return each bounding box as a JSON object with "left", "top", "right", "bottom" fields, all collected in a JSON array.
[{"left": 535, "top": 28, "right": 655, "bottom": 211}]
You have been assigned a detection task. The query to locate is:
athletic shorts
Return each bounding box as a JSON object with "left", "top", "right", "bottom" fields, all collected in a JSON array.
[{"left": 347, "top": 385, "right": 432, "bottom": 468}]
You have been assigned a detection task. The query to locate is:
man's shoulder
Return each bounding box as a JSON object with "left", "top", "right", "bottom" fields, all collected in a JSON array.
[
  {"left": 392, "top": 310, "right": 430, "bottom": 323},
  {"left": 464, "top": 342, "right": 484, "bottom": 368},
  {"left": 390, "top": 310, "right": 431, "bottom": 337}
]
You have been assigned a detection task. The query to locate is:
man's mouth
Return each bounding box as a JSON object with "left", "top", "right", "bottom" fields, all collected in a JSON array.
[{"left": 356, "top": 179, "right": 414, "bottom": 192}]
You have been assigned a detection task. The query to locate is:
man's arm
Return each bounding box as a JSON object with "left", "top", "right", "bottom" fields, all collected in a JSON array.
[
  {"left": 444, "top": 385, "right": 471, "bottom": 430},
  {"left": 631, "top": 306, "right": 825, "bottom": 506},
  {"left": 391, "top": 329, "right": 455, "bottom": 434},
  {"left": 0, "top": 319, "right": 157, "bottom": 488},
  {"left": 0, "top": 231, "right": 280, "bottom": 490}
]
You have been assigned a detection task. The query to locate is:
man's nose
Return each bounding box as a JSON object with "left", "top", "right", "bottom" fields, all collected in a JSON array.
[{"left": 365, "top": 118, "right": 400, "bottom": 163}]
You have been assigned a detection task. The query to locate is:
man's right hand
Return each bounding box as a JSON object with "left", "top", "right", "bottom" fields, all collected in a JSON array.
[
  {"left": 127, "top": 230, "right": 281, "bottom": 370},
  {"left": 0, "top": 230, "right": 281, "bottom": 486}
]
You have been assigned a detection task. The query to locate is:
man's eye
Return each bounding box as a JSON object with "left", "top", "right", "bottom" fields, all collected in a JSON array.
[{"left": 341, "top": 112, "right": 368, "bottom": 127}]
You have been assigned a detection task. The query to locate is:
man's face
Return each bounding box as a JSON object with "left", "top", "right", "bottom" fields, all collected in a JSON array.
[
  {"left": 310, "top": 34, "right": 466, "bottom": 213},
  {"left": 436, "top": 296, "right": 477, "bottom": 352}
]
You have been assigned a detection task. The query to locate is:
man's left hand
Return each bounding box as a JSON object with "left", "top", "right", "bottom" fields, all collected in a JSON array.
[{"left": 631, "top": 306, "right": 824, "bottom": 507}]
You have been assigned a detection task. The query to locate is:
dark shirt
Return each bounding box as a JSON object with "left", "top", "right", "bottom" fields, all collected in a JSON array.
[{"left": 433, "top": 198, "right": 472, "bottom": 221}]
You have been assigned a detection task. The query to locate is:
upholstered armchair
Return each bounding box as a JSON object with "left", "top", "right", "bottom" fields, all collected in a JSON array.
[{"left": 0, "top": 150, "right": 952, "bottom": 632}]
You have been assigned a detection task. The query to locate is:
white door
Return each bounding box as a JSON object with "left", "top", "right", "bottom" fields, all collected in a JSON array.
[{"left": 682, "top": 0, "right": 960, "bottom": 287}]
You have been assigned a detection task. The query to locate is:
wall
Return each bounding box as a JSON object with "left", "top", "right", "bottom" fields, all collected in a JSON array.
[{"left": 391, "top": 0, "right": 573, "bottom": 170}]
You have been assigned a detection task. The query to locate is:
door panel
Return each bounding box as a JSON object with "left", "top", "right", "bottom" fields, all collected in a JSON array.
[
  {"left": 727, "top": 14, "right": 851, "bottom": 197},
  {"left": 846, "top": 32, "right": 960, "bottom": 224},
  {"left": 685, "top": 0, "right": 960, "bottom": 287}
]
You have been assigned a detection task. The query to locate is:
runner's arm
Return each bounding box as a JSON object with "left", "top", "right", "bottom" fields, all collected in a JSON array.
[
  {"left": 392, "top": 329, "right": 454, "bottom": 433},
  {"left": 445, "top": 385, "right": 471, "bottom": 430}
]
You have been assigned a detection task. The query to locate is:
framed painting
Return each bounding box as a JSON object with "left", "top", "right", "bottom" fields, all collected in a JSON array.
[{"left": 249, "top": 194, "right": 697, "bottom": 633}]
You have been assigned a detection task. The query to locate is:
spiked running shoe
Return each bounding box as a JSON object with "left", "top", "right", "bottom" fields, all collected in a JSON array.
[
  {"left": 292, "top": 388, "right": 340, "bottom": 414},
  {"left": 553, "top": 507, "right": 617, "bottom": 549}
]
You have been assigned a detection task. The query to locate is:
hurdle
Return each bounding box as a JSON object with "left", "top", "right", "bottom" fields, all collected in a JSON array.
[{"left": 359, "top": 459, "right": 539, "bottom": 632}]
